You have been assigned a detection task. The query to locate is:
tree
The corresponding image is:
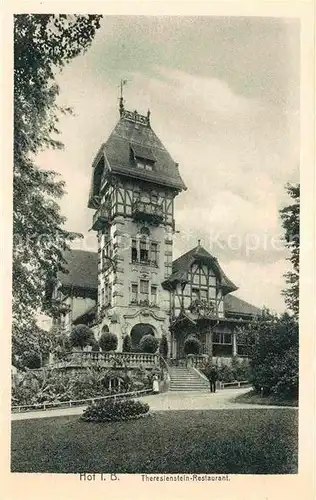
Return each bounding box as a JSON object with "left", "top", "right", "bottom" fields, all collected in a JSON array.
[
  {"left": 99, "top": 332, "right": 118, "bottom": 352},
  {"left": 236, "top": 310, "right": 298, "bottom": 400},
  {"left": 159, "top": 334, "right": 168, "bottom": 358},
  {"left": 122, "top": 335, "right": 132, "bottom": 352},
  {"left": 69, "top": 324, "right": 95, "bottom": 350},
  {"left": 280, "top": 183, "right": 300, "bottom": 318},
  {"left": 12, "top": 320, "right": 51, "bottom": 369},
  {"left": 139, "top": 334, "right": 159, "bottom": 354},
  {"left": 13, "top": 14, "right": 102, "bottom": 327},
  {"left": 184, "top": 336, "right": 202, "bottom": 355}
]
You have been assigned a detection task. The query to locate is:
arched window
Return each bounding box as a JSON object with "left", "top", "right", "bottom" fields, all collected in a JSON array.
[{"left": 140, "top": 226, "right": 150, "bottom": 236}]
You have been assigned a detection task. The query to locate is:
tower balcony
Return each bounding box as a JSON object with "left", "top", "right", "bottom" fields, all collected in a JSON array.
[
  {"left": 91, "top": 205, "right": 110, "bottom": 231},
  {"left": 132, "top": 200, "right": 164, "bottom": 225}
]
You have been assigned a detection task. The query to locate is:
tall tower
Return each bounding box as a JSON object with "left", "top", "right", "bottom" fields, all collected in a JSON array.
[{"left": 88, "top": 99, "right": 186, "bottom": 350}]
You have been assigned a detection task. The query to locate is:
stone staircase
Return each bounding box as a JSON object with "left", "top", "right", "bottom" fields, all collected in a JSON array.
[{"left": 168, "top": 366, "right": 209, "bottom": 392}]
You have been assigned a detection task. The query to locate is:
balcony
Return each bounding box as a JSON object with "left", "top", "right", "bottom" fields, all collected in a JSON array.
[
  {"left": 131, "top": 258, "right": 158, "bottom": 268},
  {"left": 132, "top": 200, "right": 163, "bottom": 225},
  {"left": 188, "top": 299, "right": 218, "bottom": 319},
  {"left": 91, "top": 205, "right": 110, "bottom": 231}
]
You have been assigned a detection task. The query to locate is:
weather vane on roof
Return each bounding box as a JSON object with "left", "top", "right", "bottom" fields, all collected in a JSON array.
[{"left": 119, "top": 79, "right": 127, "bottom": 116}]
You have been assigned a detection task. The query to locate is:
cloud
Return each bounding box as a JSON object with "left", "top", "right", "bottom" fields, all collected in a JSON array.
[{"left": 223, "top": 259, "right": 290, "bottom": 313}]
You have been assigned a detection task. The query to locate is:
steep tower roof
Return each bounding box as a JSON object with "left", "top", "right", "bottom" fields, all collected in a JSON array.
[{"left": 88, "top": 105, "right": 186, "bottom": 208}]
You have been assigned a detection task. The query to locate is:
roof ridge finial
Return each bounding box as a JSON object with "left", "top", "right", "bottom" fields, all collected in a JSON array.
[{"left": 197, "top": 239, "right": 201, "bottom": 247}]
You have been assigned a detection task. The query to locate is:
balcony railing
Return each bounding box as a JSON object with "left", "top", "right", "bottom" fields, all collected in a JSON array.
[
  {"left": 132, "top": 200, "right": 163, "bottom": 225},
  {"left": 50, "top": 351, "right": 160, "bottom": 369},
  {"left": 188, "top": 299, "right": 218, "bottom": 319},
  {"left": 130, "top": 299, "right": 158, "bottom": 308},
  {"left": 91, "top": 205, "right": 110, "bottom": 231},
  {"left": 131, "top": 258, "right": 158, "bottom": 268}
]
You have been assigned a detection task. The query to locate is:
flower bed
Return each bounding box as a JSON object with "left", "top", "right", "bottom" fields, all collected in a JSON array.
[{"left": 81, "top": 398, "right": 150, "bottom": 423}]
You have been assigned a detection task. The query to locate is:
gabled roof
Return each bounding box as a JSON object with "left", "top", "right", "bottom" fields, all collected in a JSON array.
[
  {"left": 224, "top": 294, "right": 262, "bottom": 317},
  {"left": 162, "top": 245, "right": 238, "bottom": 295},
  {"left": 89, "top": 108, "right": 186, "bottom": 206},
  {"left": 57, "top": 250, "right": 98, "bottom": 290}
]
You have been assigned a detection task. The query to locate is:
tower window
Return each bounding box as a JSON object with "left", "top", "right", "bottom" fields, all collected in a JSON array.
[
  {"left": 131, "top": 239, "right": 137, "bottom": 262},
  {"left": 131, "top": 284, "right": 138, "bottom": 303},
  {"left": 140, "top": 240, "right": 149, "bottom": 262},
  {"left": 140, "top": 280, "right": 149, "bottom": 302},
  {"left": 151, "top": 286, "right": 157, "bottom": 305},
  {"left": 150, "top": 242, "right": 158, "bottom": 264}
]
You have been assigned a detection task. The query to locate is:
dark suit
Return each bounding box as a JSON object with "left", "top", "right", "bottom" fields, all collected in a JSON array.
[{"left": 209, "top": 368, "right": 218, "bottom": 393}]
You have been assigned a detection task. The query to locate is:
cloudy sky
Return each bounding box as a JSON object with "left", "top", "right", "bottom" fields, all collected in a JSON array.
[{"left": 37, "top": 16, "right": 300, "bottom": 313}]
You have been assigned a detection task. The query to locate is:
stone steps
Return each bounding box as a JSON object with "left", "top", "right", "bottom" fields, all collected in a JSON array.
[{"left": 169, "top": 367, "right": 209, "bottom": 392}]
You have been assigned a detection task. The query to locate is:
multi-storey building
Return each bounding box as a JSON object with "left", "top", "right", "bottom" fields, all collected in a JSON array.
[{"left": 49, "top": 99, "right": 261, "bottom": 361}]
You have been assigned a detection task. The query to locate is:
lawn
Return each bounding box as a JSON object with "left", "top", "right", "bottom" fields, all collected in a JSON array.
[
  {"left": 11, "top": 408, "right": 298, "bottom": 474},
  {"left": 234, "top": 390, "right": 298, "bottom": 407}
]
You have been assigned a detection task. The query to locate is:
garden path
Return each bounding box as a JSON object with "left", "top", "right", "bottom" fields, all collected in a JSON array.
[{"left": 11, "top": 387, "right": 296, "bottom": 421}]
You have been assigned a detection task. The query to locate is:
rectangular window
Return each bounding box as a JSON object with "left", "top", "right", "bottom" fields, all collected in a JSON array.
[
  {"left": 140, "top": 192, "right": 150, "bottom": 203},
  {"left": 151, "top": 286, "right": 157, "bottom": 305},
  {"left": 131, "top": 239, "right": 137, "bottom": 262},
  {"left": 136, "top": 161, "right": 145, "bottom": 169},
  {"left": 150, "top": 242, "right": 158, "bottom": 264},
  {"left": 193, "top": 273, "right": 200, "bottom": 285},
  {"left": 192, "top": 287, "right": 200, "bottom": 300},
  {"left": 200, "top": 288, "right": 208, "bottom": 300},
  {"left": 213, "top": 332, "right": 221, "bottom": 344},
  {"left": 151, "top": 193, "right": 158, "bottom": 203},
  {"left": 145, "top": 164, "right": 153, "bottom": 171},
  {"left": 223, "top": 333, "right": 232, "bottom": 344},
  {"left": 140, "top": 280, "right": 149, "bottom": 301},
  {"left": 140, "top": 241, "right": 149, "bottom": 262},
  {"left": 200, "top": 273, "right": 207, "bottom": 286},
  {"left": 131, "top": 284, "right": 138, "bottom": 303},
  {"left": 101, "top": 287, "right": 105, "bottom": 305},
  {"left": 165, "top": 253, "right": 172, "bottom": 266},
  {"left": 212, "top": 333, "right": 232, "bottom": 344},
  {"left": 133, "top": 190, "right": 140, "bottom": 202}
]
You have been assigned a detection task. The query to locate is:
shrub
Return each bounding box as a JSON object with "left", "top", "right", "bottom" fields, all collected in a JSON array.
[
  {"left": 99, "top": 332, "right": 118, "bottom": 352},
  {"left": 69, "top": 325, "right": 95, "bottom": 350},
  {"left": 218, "top": 364, "right": 235, "bottom": 383},
  {"left": 91, "top": 341, "right": 100, "bottom": 352},
  {"left": 184, "top": 336, "right": 201, "bottom": 355},
  {"left": 231, "top": 358, "right": 250, "bottom": 381},
  {"left": 139, "top": 334, "right": 159, "bottom": 353},
  {"left": 159, "top": 335, "right": 168, "bottom": 359},
  {"left": 122, "top": 335, "right": 132, "bottom": 352},
  {"left": 81, "top": 398, "right": 150, "bottom": 422},
  {"left": 20, "top": 352, "right": 42, "bottom": 369}
]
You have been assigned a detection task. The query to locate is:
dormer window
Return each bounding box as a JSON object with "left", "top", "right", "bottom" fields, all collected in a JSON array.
[
  {"left": 130, "top": 143, "right": 156, "bottom": 171},
  {"left": 137, "top": 160, "right": 153, "bottom": 171}
]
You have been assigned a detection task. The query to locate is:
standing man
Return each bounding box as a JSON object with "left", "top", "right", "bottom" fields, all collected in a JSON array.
[{"left": 209, "top": 365, "right": 218, "bottom": 393}]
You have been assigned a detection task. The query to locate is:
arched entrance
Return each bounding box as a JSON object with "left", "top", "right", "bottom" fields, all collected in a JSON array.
[{"left": 130, "top": 323, "right": 155, "bottom": 351}]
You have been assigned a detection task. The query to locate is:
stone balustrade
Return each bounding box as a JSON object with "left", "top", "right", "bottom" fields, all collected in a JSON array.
[
  {"left": 52, "top": 351, "right": 160, "bottom": 370},
  {"left": 186, "top": 354, "right": 209, "bottom": 368}
]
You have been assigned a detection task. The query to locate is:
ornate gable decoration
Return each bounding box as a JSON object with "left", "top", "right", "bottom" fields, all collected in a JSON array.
[{"left": 121, "top": 109, "right": 151, "bottom": 127}]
